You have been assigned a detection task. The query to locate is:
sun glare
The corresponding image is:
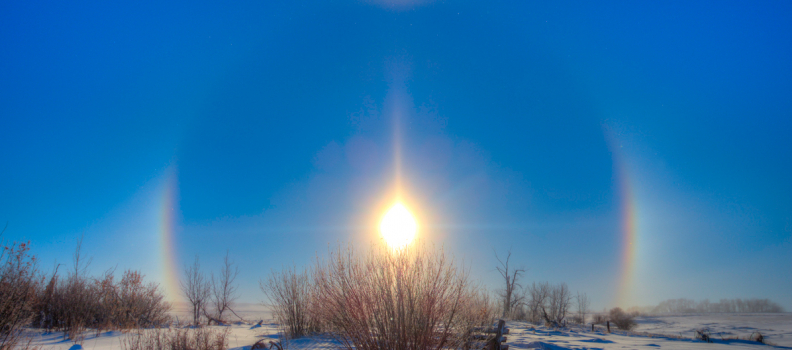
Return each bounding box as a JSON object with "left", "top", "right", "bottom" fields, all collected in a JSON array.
[{"left": 379, "top": 203, "right": 417, "bottom": 250}]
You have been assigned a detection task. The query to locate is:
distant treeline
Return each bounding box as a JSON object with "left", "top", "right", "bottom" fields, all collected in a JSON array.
[{"left": 644, "top": 298, "right": 784, "bottom": 314}]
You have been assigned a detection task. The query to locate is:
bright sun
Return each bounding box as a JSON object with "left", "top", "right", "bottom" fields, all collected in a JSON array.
[{"left": 379, "top": 203, "right": 417, "bottom": 250}]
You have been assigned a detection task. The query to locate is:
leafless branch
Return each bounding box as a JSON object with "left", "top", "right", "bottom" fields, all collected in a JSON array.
[
  {"left": 181, "top": 255, "right": 211, "bottom": 325},
  {"left": 210, "top": 250, "right": 240, "bottom": 322},
  {"left": 494, "top": 249, "right": 525, "bottom": 318}
]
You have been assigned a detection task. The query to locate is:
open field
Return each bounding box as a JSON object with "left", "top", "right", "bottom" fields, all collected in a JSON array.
[
  {"left": 169, "top": 302, "right": 273, "bottom": 325},
  {"left": 20, "top": 310, "right": 792, "bottom": 349},
  {"left": 507, "top": 317, "right": 792, "bottom": 350},
  {"left": 636, "top": 313, "right": 792, "bottom": 347},
  {"left": 21, "top": 322, "right": 340, "bottom": 350}
]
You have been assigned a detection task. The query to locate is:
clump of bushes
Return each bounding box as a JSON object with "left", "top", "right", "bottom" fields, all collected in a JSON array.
[
  {"left": 34, "top": 268, "right": 172, "bottom": 336},
  {"left": 0, "top": 229, "right": 171, "bottom": 346},
  {"left": 120, "top": 327, "right": 229, "bottom": 350},
  {"left": 608, "top": 307, "right": 637, "bottom": 331},
  {"left": 262, "top": 243, "right": 496, "bottom": 350}
]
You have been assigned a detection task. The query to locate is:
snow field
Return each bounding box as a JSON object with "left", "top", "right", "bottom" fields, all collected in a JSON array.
[{"left": 20, "top": 312, "right": 792, "bottom": 349}]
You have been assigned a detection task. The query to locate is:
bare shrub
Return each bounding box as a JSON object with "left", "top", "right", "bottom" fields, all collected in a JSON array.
[
  {"left": 121, "top": 327, "right": 229, "bottom": 350},
  {"left": 494, "top": 250, "right": 525, "bottom": 318},
  {"left": 116, "top": 270, "right": 172, "bottom": 327},
  {"left": 210, "top": 251, "right": 240, "bottom": 323},
  {"left": 695, "top": 328, "right": 712, "bottom": 343},
  {"left": 0, "top": 226, "right": 40, "bottom": 349},
  {"left": 455, "top": 290, "right": 499, "bottom": 350},
  {"left": 608, "top": 307, "right": 636, "bottom": 331},
  {"left": 1, "top": 229, "right": 169, "bottom": 346},
  {"left": 181, "top": 256, "right": 211, "bottom": 325},
  {"left": 261, "top": 265, "right": 319, "bottom": 338},
  {"left": 33, "top": 242, "right": 170, "bottom": 336},
  {"left": 251, "top": 339, "right": 282, "bottom": 350},
  {"left": 34, "top": 237, "right": 96, "bottom": 339},
  {"left": 33, "top": 268, "right": 170, "bottom": 334},
  {"left": 311, "top": 243, "right": 490, "bottom": 350}
]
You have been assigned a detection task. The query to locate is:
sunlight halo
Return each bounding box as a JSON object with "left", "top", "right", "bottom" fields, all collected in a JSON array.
[{"left": 379, "top": 203, "right": 417, "bottom": 250}]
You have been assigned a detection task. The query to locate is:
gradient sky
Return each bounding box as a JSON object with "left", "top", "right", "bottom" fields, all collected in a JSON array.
[{"left": 2, "top": 1, "right": 791, "bottom": 310}]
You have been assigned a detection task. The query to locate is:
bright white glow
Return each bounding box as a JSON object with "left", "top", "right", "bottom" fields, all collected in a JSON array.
[{"left": 379, "top": 203, "right": 417, "bottom": 250}]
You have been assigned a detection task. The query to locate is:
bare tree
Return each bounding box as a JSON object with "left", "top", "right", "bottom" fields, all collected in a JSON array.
[
  {"left": 210, "top": 251, "right": 239, "bottom": 322},
  {"left": 181, "top": 256, "right": 211, "bottom": 325},
  {"left": 545, "top": 282, "right": 572, "bottom": 324},
  {"left": 495, "top": 249, "right": 525, "bottom": 318},
  {"left": 575, "top": 292, "right": 590, "bottom": 324},
  {"left": 527, "top": 282, "right": 550, "bottom": 323}
]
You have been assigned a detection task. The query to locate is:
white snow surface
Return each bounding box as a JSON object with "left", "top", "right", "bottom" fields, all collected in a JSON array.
[
  {"left": 21, "top": 322, "right": 340, "bottom": 350},
  {"left": 635, "top": 313, "right": 792, "bottom": 347},
  {"left": 19, "top": 312, "right": 792, "bottom": 349},
  {"left": 506, "top": 315, "right": 792, "bottom": 350}
]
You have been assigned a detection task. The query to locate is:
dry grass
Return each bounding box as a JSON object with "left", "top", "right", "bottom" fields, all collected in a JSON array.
[{"left": 120, "top": 327, "right": 230, "bottom": 350}]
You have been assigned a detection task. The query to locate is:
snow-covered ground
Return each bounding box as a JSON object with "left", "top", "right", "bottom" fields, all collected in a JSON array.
[
  {"left": 635, "top": 313, "right": 792, "bottom": 347},
  {"left": 20, "top": 311, "right": 792, "bottom": 349},
  {"left": 168, "top": 302, "right": 273, "bottom": 325},
  {"left": 22, "top": 322, "right": 340, "bottom": 350},
  {"left": 506, "top": 322, "right": 787, "bottom": 350}
]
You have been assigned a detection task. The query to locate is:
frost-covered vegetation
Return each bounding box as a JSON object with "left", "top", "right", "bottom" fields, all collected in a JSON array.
[
  {"left": 0, "top": 229, "right": 170, "bottom": 349},
  {"left": 261, "top": 244, "right": 498, "bottom": 350},
  {"left": 5, "top": 225, "right": 790, "bottom": 350},
  {"left": 646, "top": 298, "right": 784, "bottom": 314},
  {"left": 492, "top": 250, "right": 585, "bottom": 327},
  {"left": 120, "top": 327, "right": 230, "bottom": 350}
]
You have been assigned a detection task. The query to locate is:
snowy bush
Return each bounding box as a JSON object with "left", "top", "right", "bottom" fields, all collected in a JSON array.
[{"left": 608, "top": 307, "right": 637, "bottom": 331}]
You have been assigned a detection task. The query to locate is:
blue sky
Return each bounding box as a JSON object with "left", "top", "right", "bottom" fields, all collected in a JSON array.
[{"left": 1, "top": 1, "right": 791, "bottom": 309}]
